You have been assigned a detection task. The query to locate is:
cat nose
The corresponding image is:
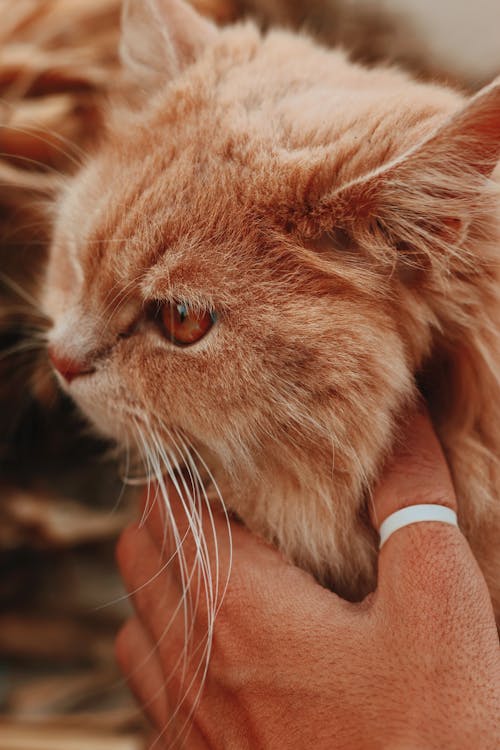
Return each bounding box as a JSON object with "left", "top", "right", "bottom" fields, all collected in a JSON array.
[{"left": 48, "top": 346, "right": 95, "bottom": 384}]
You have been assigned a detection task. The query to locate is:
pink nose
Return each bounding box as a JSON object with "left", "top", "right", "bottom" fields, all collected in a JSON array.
[{"left": 48, "top": 347, "right": 93, "bottom": 384}]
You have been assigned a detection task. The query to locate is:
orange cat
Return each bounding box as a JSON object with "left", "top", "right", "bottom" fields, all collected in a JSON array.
[{"left": 44, "top": 0, "right": 500, "bottom": 615}]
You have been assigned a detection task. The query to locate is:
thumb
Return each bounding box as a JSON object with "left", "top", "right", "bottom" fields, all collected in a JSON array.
[{"left": 371, "top": 409, "right": 495, "bottom": 629}]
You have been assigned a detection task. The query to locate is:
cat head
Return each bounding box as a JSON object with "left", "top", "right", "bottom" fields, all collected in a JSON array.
[{"left": 44, "top": 0, "right": 500, "bottom": 500}]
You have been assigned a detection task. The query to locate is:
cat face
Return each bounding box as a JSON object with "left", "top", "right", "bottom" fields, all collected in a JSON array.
[
  {"left": 45, "top": 124, "right": 408, "bottom": 476},
  {"left": 45, "top": 0, "right": 500, "bottom": 498}
]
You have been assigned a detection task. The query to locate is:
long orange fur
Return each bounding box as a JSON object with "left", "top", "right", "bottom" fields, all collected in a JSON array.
[{"left": 44, "top": 0, "right": 500, "bottom": 614}]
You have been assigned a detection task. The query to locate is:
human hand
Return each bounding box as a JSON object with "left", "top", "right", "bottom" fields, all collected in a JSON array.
[{"left": 116, "top": 412, "right": 500, "bottom": 749}]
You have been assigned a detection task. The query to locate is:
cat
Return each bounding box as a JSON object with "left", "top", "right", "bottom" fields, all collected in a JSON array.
[{"left": 43, "top": 0, "right": 500, "bottom": 615}]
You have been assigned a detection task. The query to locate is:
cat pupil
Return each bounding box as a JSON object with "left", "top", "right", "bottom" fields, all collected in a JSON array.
[{"left": 176, "top": 303, "right": 188, "bottom": 323}]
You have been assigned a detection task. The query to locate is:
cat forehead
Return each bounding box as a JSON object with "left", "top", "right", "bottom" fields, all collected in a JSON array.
[
  {"left": 54, "top": 156, "right": 263, "bottom": 307},
  {"left": 55, "top": 27, "right": 464, "bottom": 290},
  {"left": 106, "top": 27, "right": 462, "bottom": 181}
]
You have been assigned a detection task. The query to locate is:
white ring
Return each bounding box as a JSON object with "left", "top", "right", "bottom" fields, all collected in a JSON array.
[{"left": 379, "top": 504, "right": 458, "bottom": 548}]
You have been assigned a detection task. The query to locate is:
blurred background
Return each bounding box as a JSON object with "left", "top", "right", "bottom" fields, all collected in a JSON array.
[{"left": 1, "top": 1, "right": 499, "bottom": 748}]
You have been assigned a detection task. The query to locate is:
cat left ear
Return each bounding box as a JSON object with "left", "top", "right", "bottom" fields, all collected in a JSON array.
[
  {"left": 311, "top": 77, "right": 500, "bottom": 268},
  {"left": 120, "top": 0, "right": 217, "bottom": 86}
]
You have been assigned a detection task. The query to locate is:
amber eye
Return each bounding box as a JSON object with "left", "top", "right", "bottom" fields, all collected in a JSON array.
[{"left": 160, "top": 301, "right": 216, "bottom": 346}]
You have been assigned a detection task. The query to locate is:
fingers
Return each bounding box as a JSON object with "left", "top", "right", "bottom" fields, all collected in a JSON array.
[
  {"left": 116, "top": 523, "right": 188, "bottom": 650},
  {"left": 115, "top": 617, "right": 170, "bottom": 730},
  {"left": 371, "top": 408, "right": 457, "bottom": 527},
  {"left": 135, "top": 479, "right": 351, "bottom": 633},
  {"left": 138, "top": 478, "right": 237, "bottom": 582},
  {"left": 137, "top": 477, "right": 302, "bottom": 610},
  {"left": 371, "top": 410, "right": 496, "bottom": 632}
]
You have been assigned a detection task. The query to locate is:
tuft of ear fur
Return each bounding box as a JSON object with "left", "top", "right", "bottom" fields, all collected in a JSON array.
[
  {"left": 120, "top": 0, "right": 217, "bottom": 86},
  {"left": 401, "top": 75, "right": 500, "bottom": 179},
  {"left": 309, "top": 77, "right": 500, "bottom": 273},
  {"left": 319, "top": 78, "right": 500, "bottom": 615}
]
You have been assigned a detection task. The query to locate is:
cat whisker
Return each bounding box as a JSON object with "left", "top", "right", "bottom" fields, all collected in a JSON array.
[
  {"left": 94, "top": 432, "right": 196, "bottom": 731},
  {"left": 176, "top": 428, "right": 233, "bottom": 616},
  {"left": 119, "top": 434, "right": 153, "bottom": 487},
  {"left": 0, "top": 124, "right": 84, "bottom": 170},
  {"left": 0, "top": 151, "right": 68, "bottom": 181},
  {"left": 108, "top": 434, "right": 131, "bottom": 517},
  {"left": 95, "top": 425, "right": 185, "bottom": 611},
  {"left": 144, "top": 433, "right": 215, "bottom": 748},
  {"left": 99, "top": 271, "right": 146, "bottom": 339},
  {"left": 87, "top": 237, "right": 139, "bottom": 245},
  {"left": 0, "top": 217, "right": 52, "bottom": 239},
  {"left": 137, "top": 423, "right": 217, "bottom": 707},
  {"left": 0, "top": 308, "right": 49, "bottom": 328},
  {"left": 147, "top": 430, "right": 204, "bottom": 672},
  {"left": 141, "top": 423, "right": 233, "bottom": 747},
  {"left": 0, "top": 271, "right": 46, "bottom": 313},
  {"left": 132, "top": 420, "right": 159, "bottom": 530},
  {"left": 0, "top": 340, "right": 46, "bottom": 363},
  {"left": 0, "top": 326, "right": 48, "bottom": 343}
]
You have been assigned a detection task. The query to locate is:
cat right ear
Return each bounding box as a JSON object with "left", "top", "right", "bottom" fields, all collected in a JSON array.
[
  {"left": 299, "top": 77, "right": 500, "bottom": 272},
  {"left": 120, "top": 0, "right": 217, "bottom": 86}
]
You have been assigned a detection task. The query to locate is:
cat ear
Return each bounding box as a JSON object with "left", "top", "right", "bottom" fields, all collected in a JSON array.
[
  {"left": 311, "top": 77, "right": 500, "bottom": 270},
  {"left": 120, "top": 0, "right": 217, "bottom": 85}
]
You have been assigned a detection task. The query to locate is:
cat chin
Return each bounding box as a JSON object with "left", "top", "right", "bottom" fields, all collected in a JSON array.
[{"left": 217, "top": 456, "right": 379, "bottom": 601}]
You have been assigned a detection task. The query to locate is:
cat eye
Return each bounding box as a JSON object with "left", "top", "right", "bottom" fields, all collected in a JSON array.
[{"left": 159, "top": 301, "right": 216, "bottom": 346}]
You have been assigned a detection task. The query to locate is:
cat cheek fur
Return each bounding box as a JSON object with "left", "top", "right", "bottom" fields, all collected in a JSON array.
[{"left": 45, "top": 0, "right": 500, "bottom": 614}]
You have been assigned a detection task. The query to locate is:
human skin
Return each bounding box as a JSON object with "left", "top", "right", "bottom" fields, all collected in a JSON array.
[{"left": 116, "top": 412, "right": 500, "bottom": 749}]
